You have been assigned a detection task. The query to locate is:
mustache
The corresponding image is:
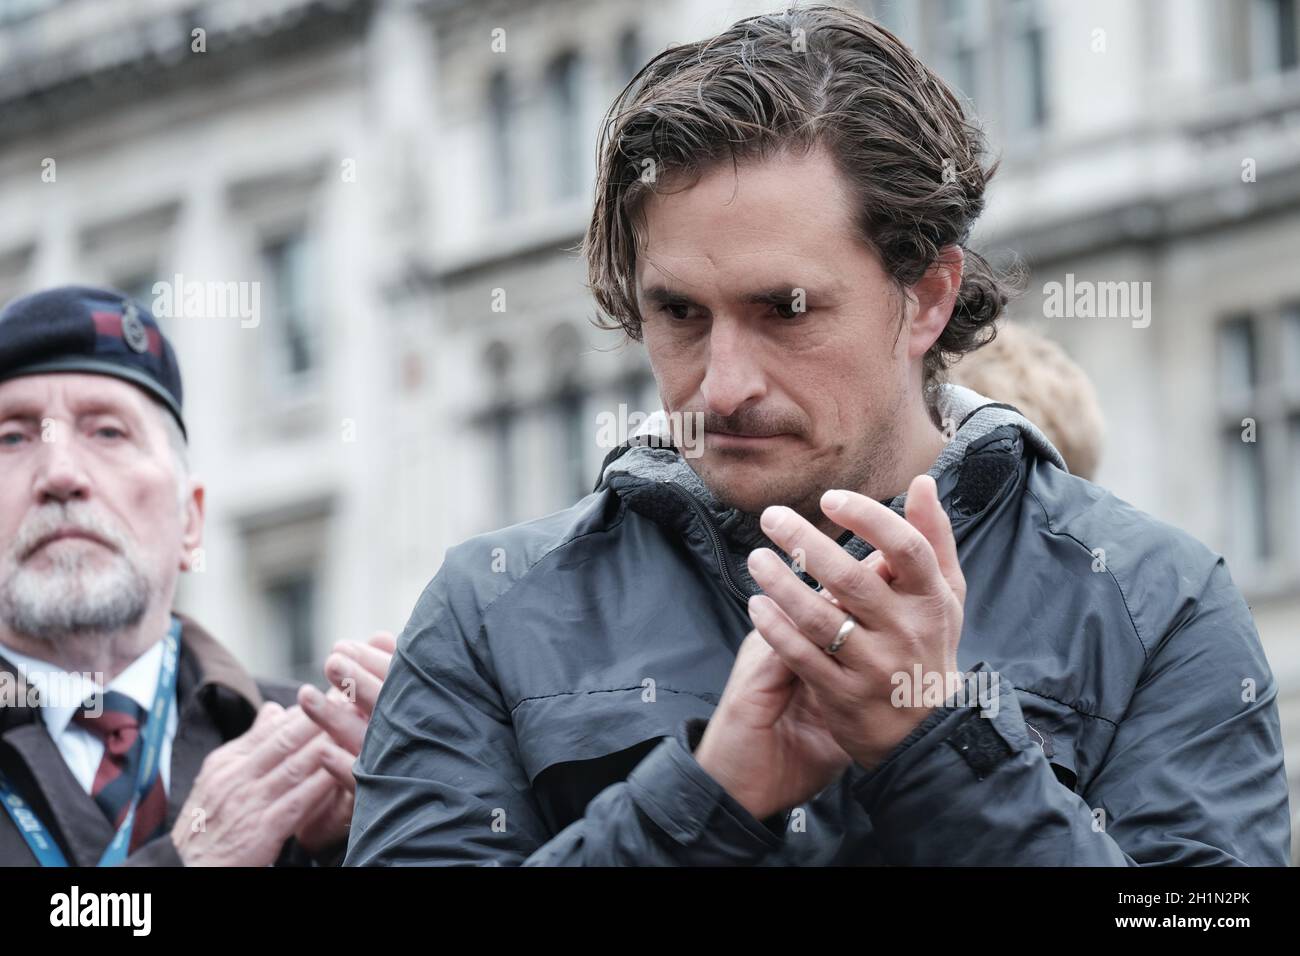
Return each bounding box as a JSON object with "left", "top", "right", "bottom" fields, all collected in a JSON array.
[
  {"left": 10, "top": 504, "right": 128, "bottom": 562},
  {"left": 696, "top": 410, "right": 806, "bottom": 439}
]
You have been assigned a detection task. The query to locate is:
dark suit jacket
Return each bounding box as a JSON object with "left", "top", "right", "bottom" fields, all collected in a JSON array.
[{"left": 0, "top": 613, "right": 344, "bottom": 866}]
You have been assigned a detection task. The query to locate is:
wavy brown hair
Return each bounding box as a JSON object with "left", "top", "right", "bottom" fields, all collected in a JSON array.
[{"left": 583, "top": 3, "right": 1018, "bottom": 390}]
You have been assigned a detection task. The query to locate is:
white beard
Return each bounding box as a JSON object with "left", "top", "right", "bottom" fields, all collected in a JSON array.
[{"left": 0, "top": 506, "right": 152, "bottom": 641}]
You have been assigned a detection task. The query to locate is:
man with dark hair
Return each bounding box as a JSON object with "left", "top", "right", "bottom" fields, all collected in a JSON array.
[
  {"left": 0, "top": 285, "right": 392, "bottom": 866},
  {"left": 348, "top": 6, "right": 1290, "bottom": 865}
]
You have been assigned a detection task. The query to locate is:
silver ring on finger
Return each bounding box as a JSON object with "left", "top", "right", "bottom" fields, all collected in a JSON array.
[{"left": 826, "top": 614, "right": 858, "bottom": 655}]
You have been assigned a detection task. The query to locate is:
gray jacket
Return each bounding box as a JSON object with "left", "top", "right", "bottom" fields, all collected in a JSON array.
[{"left": 346, "top": 385, "right": 1291, "bottom": 865}]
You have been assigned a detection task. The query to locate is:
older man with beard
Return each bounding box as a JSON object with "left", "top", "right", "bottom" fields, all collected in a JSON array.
[{"left": 0, "top": 285, "right": 391, "bottom": 866}]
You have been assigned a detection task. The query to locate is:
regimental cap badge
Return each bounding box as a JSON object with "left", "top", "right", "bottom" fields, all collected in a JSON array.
[{"left": 120, "top": 300, "right": 149, "bottom": 354}]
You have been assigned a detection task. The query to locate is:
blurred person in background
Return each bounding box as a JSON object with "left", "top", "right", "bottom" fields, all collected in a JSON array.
[
  {"left": 0, "top": 285, "right": 392, "bottom": 866},
  {"left": 947, "top": 320, "right": 1104, "bottom": 481},
  {"left": 347, "top": 6, "right": 1289, "bottom": 866}
]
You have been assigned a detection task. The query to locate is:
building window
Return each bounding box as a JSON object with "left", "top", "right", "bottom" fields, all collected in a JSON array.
[
  {"left": 1224, "top": 426, "right": 1271, "bottom": 563},
  {"left": 937, "top": 0, "right": 983, "bottom": 105},
  {"left": 928, "top": 0, "right": 1048, "bottom": 136},
  {"left": 261, "top": 231, "right": 317, "bottom": 388},
  {"left": 1251, "top": 0, "right": 1299, "bottom": 75},
  {"left": 1218, "top": 315, "right": 1257, "bottom": 404},
  {"left": 546, "top": 51, "right": 584, "bottom": 201},
  {"left": 1005, "top": 0, "right": 1048, "bottom": 131},
  {"left": 618, "top": 27, "right": 643, "bottom": 82},
  {"left": 489, "top": 410, "right": 516, "bottom": 523},
  {"left": 546, "top": 326, "right": 588, "bottom": 505},
  {"left": 1282, "top": 305, "right": 1300, "bottom": 394},
  {"left": 265, "top": 573, "right": 317, "bottom": 684},
  {"left": 482, "top": 341, "right": 517, "bottom": 524},
  {"left": 1216, "top": 306, "right": 1300, "bottom": 579},
  {"left": 1285, "top": 306, "right": 1300, "bottom": 555},
  {"left": 556, "top": 381, "right": 588, "bottom": 504},
  {"left": 487, "top": 70, "right": 516, "bottom": 217},
  {"left": 1219, "top": 315, "right": 1267, "bottom": 564},
  {"left": 1290, "top": 416, "right": 1300, "bottom": 548}
]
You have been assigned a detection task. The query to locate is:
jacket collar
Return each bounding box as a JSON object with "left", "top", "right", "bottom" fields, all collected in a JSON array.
[
  {"left": 595, "top": 383, "right": 1066, "bottom": 597},
  {"left": 0, "top": 612, "right": 262, "bottom": 736}
]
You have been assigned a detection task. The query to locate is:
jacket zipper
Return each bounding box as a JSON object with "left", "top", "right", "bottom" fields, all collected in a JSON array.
[{"left": 660, "top": 480, "right": 751, "bottom": 605}]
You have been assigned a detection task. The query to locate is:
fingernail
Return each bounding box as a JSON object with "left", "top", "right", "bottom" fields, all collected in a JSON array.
[
  {"left": 300, "top": 685, "right": 323, "bottom": 707},
  {"left": 760, "top": 506, "right": 789, "bottom": 532},
  {"left": 822, "top": 490, "right": 847, "bottom": 511}
]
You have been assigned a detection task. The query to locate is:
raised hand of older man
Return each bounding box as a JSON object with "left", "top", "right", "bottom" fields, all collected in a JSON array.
[
  {"left": 288, "top": 631, "right": 395, "bottom": 855},
  {"left": 170, "top": 701, "right": 355, "bottom": 866},
  {"left": 298, "top": 631, "right": 396, "bottom": 761}
]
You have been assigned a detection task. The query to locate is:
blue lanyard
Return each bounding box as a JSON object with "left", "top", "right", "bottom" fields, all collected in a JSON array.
[{"left": 0, "top": 617, "right": 181, "bottom": 866}]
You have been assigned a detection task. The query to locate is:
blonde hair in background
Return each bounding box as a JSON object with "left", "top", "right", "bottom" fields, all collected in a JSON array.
[{"left": 947, "top": 321, "right": 1105, "bottom": 481}]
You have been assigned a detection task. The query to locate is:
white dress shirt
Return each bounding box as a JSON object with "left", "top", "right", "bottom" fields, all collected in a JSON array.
[{"left": 3, "top": 638, "right": 177, "bottom": 795}]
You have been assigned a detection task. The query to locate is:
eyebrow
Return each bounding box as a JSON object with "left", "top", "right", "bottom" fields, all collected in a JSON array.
[
  {"left": 0, "top": 400, "right": 139, "bottom": 424},
  {"left": 641, "top": 281, "right": 844, "bottom": 307},
  {"left": 0, "top": 402, "right": 42, "bottom": 423}
]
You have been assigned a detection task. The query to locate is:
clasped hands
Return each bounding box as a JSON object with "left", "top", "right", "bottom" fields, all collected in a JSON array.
[
  {"left": 171, "top": 632, "right": 395, "bottom": 866},
  {"left": 694, "top": 474, "right": 967, "bottom": 822}
]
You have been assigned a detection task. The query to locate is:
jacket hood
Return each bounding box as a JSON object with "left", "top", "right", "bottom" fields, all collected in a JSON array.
[{"left": 595, "top": 383, "right": 1068, "bottom": 596}]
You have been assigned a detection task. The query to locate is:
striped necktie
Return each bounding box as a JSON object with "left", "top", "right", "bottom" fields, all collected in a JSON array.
[{"left": 70, "top": 690, "right": 167, "bottom": 854}]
